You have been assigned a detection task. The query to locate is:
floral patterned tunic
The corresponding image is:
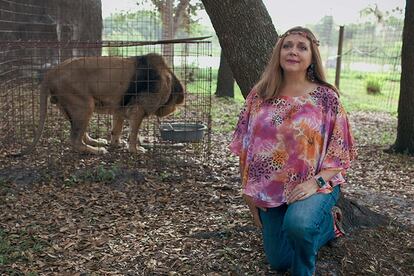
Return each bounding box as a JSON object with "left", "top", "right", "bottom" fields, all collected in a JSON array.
[{"left": 229, "top": 86, "right": 356, "bottom": 208}]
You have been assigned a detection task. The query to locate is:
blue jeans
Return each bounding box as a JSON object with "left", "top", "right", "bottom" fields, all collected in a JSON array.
[{"left": 259, "top": 186, "right": 340, "bottom": 276}]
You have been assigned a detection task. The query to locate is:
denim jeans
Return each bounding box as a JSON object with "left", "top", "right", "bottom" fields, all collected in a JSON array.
[{"left": 259, "top": 185, "right": 340, "bottom": 276}]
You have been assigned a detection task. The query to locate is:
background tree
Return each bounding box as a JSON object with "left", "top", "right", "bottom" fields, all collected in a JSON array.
[
  {"left": 201, "top": 0, "right": 278, "bottom": 98},
  {"left": 136, "top": 0, "right": 202, "bottom": 63},
  {"left": 135, "top": 0, "right": 204, "bottom": 39},
  {"left": 394, "top": 0, "right": 414, "bottom": 154},
  {"left": 215, "top": 51, "right": 234, "bottom": 98},
  {"left": 312, "top": 15, "right": 336, "bottom": 47},
  {"left": 103, "top": 11, "right": 163, "bottom": 41},
  {"left": 52, "top": 0, "right": 103, "bottom": 59},
  {"left": 0, "top": 0, "right": 102, "bottom": 76},
  {"left": 0, "top": 0, "right": 102, "bottom": 44},
  {"left": 135, "top": 0, "right": 236, "bottom": 98},
  {"left": 202, "top": 0, "right": 388, "bottom": 231}
]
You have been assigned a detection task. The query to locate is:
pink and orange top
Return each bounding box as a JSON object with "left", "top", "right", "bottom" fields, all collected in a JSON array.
[{"left": 229, "top": 86, "right": 356, "bottom": 208}]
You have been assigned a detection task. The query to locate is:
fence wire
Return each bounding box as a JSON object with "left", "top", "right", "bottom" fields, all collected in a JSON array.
[
  {"left": 312, "top": 18, "right": 403, "bottom": 113},
  {"left": 0, "top": 1, "right": 213, "bottom": 175}
]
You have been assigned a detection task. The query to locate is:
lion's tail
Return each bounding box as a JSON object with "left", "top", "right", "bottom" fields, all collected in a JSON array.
[{"left": 14, "top": 81, "right": 50, "bottom": 156}]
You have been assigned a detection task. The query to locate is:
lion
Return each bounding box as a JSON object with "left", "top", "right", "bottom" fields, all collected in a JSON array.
[{"left": 18, "top": 53, "right": 184, "bottom": 155}]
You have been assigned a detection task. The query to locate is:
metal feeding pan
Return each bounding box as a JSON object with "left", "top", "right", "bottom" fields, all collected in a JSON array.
[{"left": 159, "top": 122, "right": 207, "bottom": 143}]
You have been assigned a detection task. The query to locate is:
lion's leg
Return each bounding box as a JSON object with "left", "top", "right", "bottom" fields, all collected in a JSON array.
[
  {"left": 70, "top": 120, "right": 108, "bottom": 155},
  {"left": 127, "top": 108, "right": 146, "bottom": 153},
  {"left": 83, "top": 133, "right": 108, "bottom": 147},
  {"left": 66, "top": 101, "right": 108, "bottom": 155},
  {"left": 110, "top": 111, "right": 125, "bottom": 147}
]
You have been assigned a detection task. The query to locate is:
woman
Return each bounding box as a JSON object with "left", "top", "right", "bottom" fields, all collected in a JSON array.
[{"left": 229, "top": 26, "right": 356, "bottom": 275}]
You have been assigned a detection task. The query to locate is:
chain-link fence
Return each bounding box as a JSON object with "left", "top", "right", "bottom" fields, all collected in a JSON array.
[{"left": 312, "top": 15, "right": 403, "bottom": 113}]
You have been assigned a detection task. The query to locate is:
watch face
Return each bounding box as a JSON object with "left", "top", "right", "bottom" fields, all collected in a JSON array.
[{"left": 316, "top": 176, "right": 326, "bottom": 187}]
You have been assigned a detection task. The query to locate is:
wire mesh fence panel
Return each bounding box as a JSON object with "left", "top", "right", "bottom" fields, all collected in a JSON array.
[
  {"left": 340, "top": 22, "right": 402, "bottom": 113},
  {"left": 0, "top": 40, "right": 212, "bottom": 166},
  {"left": 103, "top": 10, "right": 162, "bottom": 42},
  {"left": 312, "top": 17, "right": 403, "bottom": 113},
  {"left": 0, "top": 1, "right": 212, "bottom": 174}
]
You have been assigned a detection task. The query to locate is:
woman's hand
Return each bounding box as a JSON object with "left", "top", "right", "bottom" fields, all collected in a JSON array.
[
  {"left": 287, "top": 179, "right": 319, "bottom": 204},
  {"left": 242, "top": 194, "right": 267, "bottom": 228}
]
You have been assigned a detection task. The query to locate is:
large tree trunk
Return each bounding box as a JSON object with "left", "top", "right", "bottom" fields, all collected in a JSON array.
[
  {"left": 201, "top": 0, "right": 389, "bottom": 231},
  {"left": 394, "top": 0, "right": 414, "bottom": 154},
  {"left": 156, "top": 0, "right": 190, "bottom": 65},
  {"left": 172, "top": 0, "right": 190, "bottom": 35},
  {"left": 202, "top": 0, "right": 277, "bottom": 98},
  {"left": 215, "top": 51, "right": 234, "bottom": 98},
  {"left": 160, "top": 0, "right": 174, "bottom": 65},
  {"left": 0, "top": 0, "right": 102, "bottom": 78}
]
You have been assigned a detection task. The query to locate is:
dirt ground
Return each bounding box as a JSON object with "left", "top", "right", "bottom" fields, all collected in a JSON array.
[{"left": 0, "top": 97, "right": 413, "bottom": 275}]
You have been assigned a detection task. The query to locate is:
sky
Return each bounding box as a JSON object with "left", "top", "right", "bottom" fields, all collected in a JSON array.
[
  {"left": 101, "top": 0, "right": 405, "bottom": 31},
  {"left": 263, "top": 0, "right": 404, "bottom": 31}
]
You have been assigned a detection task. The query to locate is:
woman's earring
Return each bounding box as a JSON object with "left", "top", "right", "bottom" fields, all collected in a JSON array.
[{"left": 307, "top": 63, "right": 316, "bottom": 82}]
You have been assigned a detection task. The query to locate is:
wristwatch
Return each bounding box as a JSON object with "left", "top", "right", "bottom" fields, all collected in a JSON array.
[{"left": 314, "top": 175, "right": 327, "bottom": 188}]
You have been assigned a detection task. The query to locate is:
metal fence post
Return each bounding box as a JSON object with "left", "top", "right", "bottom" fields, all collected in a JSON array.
[{"left": 335, "top": 25, "right": 344, "bottom": 89}]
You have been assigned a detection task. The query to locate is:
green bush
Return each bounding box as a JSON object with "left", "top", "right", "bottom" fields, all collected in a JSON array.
[{"left": 365, "top": 75, "right": 385, "bottom": 94}]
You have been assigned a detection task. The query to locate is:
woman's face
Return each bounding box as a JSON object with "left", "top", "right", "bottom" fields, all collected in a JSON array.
[{"left": 279, "top": 33, "right": 313, "bottom": 77}]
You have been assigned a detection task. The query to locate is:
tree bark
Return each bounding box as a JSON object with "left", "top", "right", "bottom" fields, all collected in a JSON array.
[
  {"left": 173, "top": 0, "right": 190, "bottom": 35},
  {"left": 156, "top": 0, "right": 190, "bottom": 65},
  {"left": 160, "top": 0, "right": 174, "bottom": 64},
  {"left": 394, "top": 0, "right": 414, "bottom": 154},
  {"left": 202, "top": 0, "right": 389, "bottom": 231},
  {"left": 152, "top": 0, "right": 191, "bottom": 36},
  {"left": 336, "top": 195, "right": 387, "bottom": 232},
  {"left": 215, "top": 51, "right": 234, "bottom": 98},
  {"left": 201, "top": 0, "right": 277, "bottom": 98}
]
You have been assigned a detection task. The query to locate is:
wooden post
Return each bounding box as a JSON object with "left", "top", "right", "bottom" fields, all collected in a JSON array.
[{"left": 335, "top": 25, "right": 344, "bottom": 89}]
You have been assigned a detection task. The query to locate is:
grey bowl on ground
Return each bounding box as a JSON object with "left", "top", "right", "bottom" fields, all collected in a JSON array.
[{"left": 159, "top": 122, "right": 207, "bottom": 143}]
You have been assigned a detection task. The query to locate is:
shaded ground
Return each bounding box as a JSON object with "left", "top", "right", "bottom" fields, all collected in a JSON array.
[{"left": 0, "top": 97, "right": 413, "bottom": 275}]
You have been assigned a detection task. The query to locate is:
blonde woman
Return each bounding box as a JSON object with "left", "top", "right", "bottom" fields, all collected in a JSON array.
[{"left": 229, "top": 26, "right": 356, "bottom": 275}]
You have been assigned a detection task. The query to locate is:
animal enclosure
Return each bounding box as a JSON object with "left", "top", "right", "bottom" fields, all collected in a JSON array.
[{"left": 0, "top": 39, "right": 212, "bottom": 166}]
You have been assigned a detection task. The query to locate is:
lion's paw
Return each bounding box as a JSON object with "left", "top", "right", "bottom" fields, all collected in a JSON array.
[
  {"left": 95, "top": 138, "right": 108, "bottom": 146},
  {"left": 110, "top": 139, "right": 127, "bottom": 148},
  {"left": 128, "top": 145, "right": 146, "bottom": 154},
  {"left": 97, "top": 147, "right": 108, "bottom": 155}
]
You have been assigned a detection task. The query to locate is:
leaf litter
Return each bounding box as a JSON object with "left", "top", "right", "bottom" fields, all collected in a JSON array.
[{"left": 0, "top": 98, "right": 413, "bottom": 275}]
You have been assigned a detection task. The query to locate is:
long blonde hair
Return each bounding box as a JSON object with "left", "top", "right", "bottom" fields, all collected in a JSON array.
[{"left": 254, "top": 26, "right": 338, "bottom": 100}]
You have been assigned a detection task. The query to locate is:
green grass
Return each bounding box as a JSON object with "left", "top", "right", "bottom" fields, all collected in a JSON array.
[
  {"left": 186, "top": 68, "right": 244, "bottom": 103},
  {"left": 210, "top": 96, "right": 242, "bottom": 132},
  {"left": 234, "top": 86, "right": 244, "bottom": 102},
  {"left": 0, "top": 227, "right": 47, "bottom": 270},
  {"left": 379, "top": 131, "right": 396, "bottom": 146},
  {"left": 64, "top": 165, "right": 121, "bottom": 186},
  {"left": 330, "top": 70, "right": 400, "bottom": 114},
  {"left": 205, "top": 68, "right": 400, "bottom": 115},
  {"left": 216, "top": 79, "right": 398, "bottom": 116},
  {"left": 0, "top": 177, "right": 9, "bottom": 194},
  {"left": 187, "top": 72, "right": 399, "bottom": 115}
]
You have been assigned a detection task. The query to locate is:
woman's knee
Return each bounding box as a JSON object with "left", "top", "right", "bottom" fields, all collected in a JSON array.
[{"left": 283, "top": 212, "right": 317, "bottom": 240}]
